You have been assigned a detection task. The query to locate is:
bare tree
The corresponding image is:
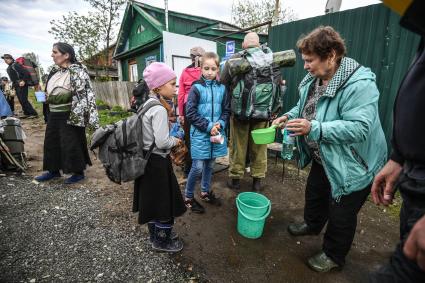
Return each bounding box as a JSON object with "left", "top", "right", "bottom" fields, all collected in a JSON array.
[
  {"left": 231, "top": 0, "right": 297, "bottom": 33},
  {"left": 85, "top": 0, "right": 125, "bottom": 75}
]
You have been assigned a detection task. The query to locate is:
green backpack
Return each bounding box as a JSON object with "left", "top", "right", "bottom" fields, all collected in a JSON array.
[{"left": 231, "top": 47, "right": 283, "bottom": 121}]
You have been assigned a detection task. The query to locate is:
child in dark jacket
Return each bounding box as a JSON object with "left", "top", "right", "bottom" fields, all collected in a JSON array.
[
  {"left": 133, "top": 62, "right": 186, "bottom": 253},
  {"left": 184, "top": 52, "right": 231, "bottom": 213}
]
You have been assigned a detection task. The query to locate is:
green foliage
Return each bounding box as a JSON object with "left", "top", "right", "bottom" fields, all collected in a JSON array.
[
  {"left": 96, "top": 99, "right": 108, "bottom": 106},
  {"left": 49, "top": 0, "right": 125, "bottom": 62},
  {"left": 98, "top": 108, "right": 130, "bottom": 127},
  {"left": 231, "top": 0, "right": 297, "bottom": 33},
  {"left": 84, "top": 0, "right": 126, "bottom": 67},
  {"left": 111, "top": 105, "right": 123, "bottom": 112},
  {"left": 95, "top": 76, "right": 114, "bottom": 82},
  {"left": 49, "top": 11, "right": 103, "bottom": 61}
]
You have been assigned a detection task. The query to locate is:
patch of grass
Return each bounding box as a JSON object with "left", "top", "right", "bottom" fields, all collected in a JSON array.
[
  {"left": 98, "top": 109, "right": 131, "bottom": 127},
  {"left": 28, "top": 88, "right": 43, "bottom": 114},
  {"left": 368, "top": 190, "right": 401, "bottom": 219},
  {"left": 87, "top": 108, "right": 131, "bottom": 142},
  {"left": 111, "top": 105, "right": 124, "bottom": 112},
  {"left": 96, "top": 99, "right": 108, "bottom": 106},
  {"left": 386, "top": 191, "right": 402, "bottom": 218}
]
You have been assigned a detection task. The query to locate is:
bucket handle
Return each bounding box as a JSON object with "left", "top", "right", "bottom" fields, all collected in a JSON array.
[{"left": 236, "top": 199, "right": 271, "bottom": 221}]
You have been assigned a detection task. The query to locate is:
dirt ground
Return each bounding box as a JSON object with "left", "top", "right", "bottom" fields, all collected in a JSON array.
[{"left": 21, "top": 116, "right": 400, "bottom": 283}]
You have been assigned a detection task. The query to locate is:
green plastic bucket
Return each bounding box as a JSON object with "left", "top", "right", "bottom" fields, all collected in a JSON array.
[
  {"left": 251, "top": 125, "right": 277, "bottom": 144},
  {"left": 236, "top": 192, "right": 271, "bottom": 239},
  {"left": 237, "top": 192, "right": 270, "bottom": 217}
]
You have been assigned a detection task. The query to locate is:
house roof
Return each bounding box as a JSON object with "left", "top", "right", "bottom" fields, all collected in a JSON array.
[
  {"left": 133, "top": 1, "right": 242, "bottom": 31},
  {"left": 114, "top": 2, "right": 267, "bottom": 59}
]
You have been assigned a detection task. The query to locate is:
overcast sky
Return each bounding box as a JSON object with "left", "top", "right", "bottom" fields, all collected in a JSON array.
[{"left": 0, "top": 0, "right": 380, "bottom": 77}]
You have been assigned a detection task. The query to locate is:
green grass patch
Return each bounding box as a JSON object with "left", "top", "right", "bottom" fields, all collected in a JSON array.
[
  {"left": 98, "top": 109, "right": 131, "bottom": 127},
  {"left": 28, "top": 88, "right": 43, "bottom": 114},
  {"left": 385, "top": 191, "right": 402, "bottom": 218},
  {"left": 96, "top": 99, "right": 108, "bottom": 106},
  {"left": 111, "top": 105, "right": 124, "bottom": 112},
  {"left": 368, "top": 190, "right": 401, "bottom": 219},
  {"left": 87, "top": 108, "right": 131, "bottom": 143}
]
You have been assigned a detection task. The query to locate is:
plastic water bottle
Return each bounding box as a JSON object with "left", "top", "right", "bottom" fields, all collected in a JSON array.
[{"left": 281, "top": 128, "right": 295, "bottom": 160}]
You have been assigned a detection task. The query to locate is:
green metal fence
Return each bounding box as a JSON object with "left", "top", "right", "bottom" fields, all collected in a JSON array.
[{"left": 268, "top": 4, "right": 420, "bottom": 147}]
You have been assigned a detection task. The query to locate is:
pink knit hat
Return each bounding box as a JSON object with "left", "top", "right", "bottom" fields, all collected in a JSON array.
[{"left": 143, "top": 62, "right": 176, "bottom": 90}]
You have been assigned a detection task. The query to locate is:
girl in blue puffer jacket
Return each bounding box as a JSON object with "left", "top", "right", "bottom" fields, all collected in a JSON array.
[{"left": 184, "top": 52, "right": 231, "bottom": 213}]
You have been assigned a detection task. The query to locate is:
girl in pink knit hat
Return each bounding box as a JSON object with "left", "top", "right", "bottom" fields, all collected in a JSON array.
[{"left": 132, "top": 62, "right": 186, "bottom": 253}]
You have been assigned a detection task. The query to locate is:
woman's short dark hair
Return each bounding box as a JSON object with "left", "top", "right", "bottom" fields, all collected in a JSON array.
[
  {"left": 53, "top": 42, "right": 79, "bottom": 64},
  {"left": 297, "top": 26, "right": 346, "bottom": 61}
]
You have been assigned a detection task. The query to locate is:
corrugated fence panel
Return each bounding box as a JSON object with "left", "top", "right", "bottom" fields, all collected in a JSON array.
[{"left": 268, "top": 3, "right": 420, "bottom": 147}]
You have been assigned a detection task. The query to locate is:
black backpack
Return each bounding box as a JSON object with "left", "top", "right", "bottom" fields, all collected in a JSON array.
[{"left": 14, "top": 57, "right": 39, "bottom": 86}]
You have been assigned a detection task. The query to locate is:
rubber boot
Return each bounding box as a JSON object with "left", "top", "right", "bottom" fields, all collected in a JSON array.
[
  {"left": 227, "top": 178, "right": 240, "bottom": 190},
  {"left": 152, "top": 224, "right": 183, "bottom": 253},
  {"left": 148, "top": 222, "right": 178, "bottom": 242},
  {"left": 252, "top": 178, "right": 262, "bottom": 192},
  {"left": 307, "top": 251, "right": 341, "bottom": 272},
  {"left": 148, "top": 221, "right": 155, "bottom": 242}
]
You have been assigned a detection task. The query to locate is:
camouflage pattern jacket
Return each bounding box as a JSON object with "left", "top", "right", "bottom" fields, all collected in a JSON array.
[{"left": 66, "top": 64, "right": 99, "bottom": 130}]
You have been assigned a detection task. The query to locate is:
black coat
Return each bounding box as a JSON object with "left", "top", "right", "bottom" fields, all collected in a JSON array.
[
  {"left": 391, "top": 38, "right": 425, "bottom": 165},
  {"left": 6, "top": 62, "right": 30, "bottom": 86}
]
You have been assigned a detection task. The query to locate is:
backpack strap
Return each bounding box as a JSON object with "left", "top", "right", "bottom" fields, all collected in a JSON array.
[
  {"left": 11, "top": 63, "right": 22, "bottom": 81},
  {"left": 268, "top": 65, "right": 276, "bottom": 114},
  {"left": 136, "top": 99, "right": 162, "bottom": 117},
  {"left": 144, "top": 142, "right": 156, "bottom": 161},
  {"left": 136, "top": 99, "right": 163, "bottom": 154},
  {"left": 250, "top": 66, "right": 258, "bottom": 113}
]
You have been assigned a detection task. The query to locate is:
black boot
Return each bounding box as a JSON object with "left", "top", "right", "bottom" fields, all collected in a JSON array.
[
  {"left": 147, "top": 222, "right": 155, "bottom": 242},
  {"left": 227, "top": 178, "right": 240, "bottom": 190},
  {"left": 148, "top": 222, "right": 178, "bottom": 242},
  {"left": 252, "top": 178, "right": 262, "bottom": 192},
  {"left": 152, "top": 224, "right": 183, "bottom": 253},
  {"left": 287, "top": 222, "right": 316, "bottom": 236}
]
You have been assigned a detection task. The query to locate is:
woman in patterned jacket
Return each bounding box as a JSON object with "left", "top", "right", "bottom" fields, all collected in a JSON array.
[{"left": 34, "top": 42, "right": 99, "bottom": 184}]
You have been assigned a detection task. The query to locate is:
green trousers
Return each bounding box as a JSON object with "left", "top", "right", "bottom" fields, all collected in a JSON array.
[{"left": 229, "top": 116, "right": 268, "bottom": 179}]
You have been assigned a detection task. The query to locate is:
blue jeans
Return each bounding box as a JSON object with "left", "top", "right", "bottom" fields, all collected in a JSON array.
[{"left": 185, "top": 159, "right": 215, "bottom": 199}]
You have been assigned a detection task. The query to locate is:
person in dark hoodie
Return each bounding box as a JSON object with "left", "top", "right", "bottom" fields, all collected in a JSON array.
[
  {"left": 2, "top": 54, "right": 38, "bottom": 118},
  {"left": 178, "top": 46, "right": 205, "bottom": 176},
  {"left": 370, "top": 1, "right": 425, "bottom": 282}
]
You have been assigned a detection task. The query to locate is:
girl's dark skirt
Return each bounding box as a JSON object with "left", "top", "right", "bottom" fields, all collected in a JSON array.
[
  {"left": 133, "top": 153, "right": 186, "bottom": 225},
  {"left": 43, "top": 111, "right": 91, "bottom": 174}
]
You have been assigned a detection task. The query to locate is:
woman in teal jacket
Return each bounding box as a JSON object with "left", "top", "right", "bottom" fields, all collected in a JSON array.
[{"left": 273, "top": 26, "right": 387, "bottom": 272}]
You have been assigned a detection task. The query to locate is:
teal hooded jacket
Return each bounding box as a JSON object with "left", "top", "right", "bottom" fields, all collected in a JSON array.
[{"left": 285, "top": 57, "right": 387, "bottom": 200}]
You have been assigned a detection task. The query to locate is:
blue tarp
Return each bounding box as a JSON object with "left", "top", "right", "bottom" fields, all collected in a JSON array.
[{"left": 0, "top": 89, "right": 12, "bottom": 117}]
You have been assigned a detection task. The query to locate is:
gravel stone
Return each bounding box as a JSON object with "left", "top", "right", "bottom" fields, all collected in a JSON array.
[{"left": 0, "top": 176, "right": 192, "bottom": 282}]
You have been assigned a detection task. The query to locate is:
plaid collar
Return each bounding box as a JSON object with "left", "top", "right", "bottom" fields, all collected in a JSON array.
[{"left": 299, "top": 57, "right": 360, "bottom": 98}]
